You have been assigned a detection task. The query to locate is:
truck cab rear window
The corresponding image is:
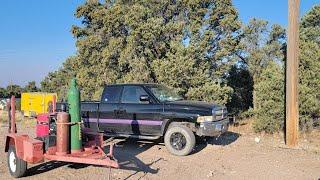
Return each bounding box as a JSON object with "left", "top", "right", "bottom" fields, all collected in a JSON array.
[{"left": 101, "top": 86, "right": 122, "bottom": 103}]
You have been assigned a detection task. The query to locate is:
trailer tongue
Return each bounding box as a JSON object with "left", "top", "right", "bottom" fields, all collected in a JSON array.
[{"left": 4, "top": 79, "right": 119, "bottom": 178}]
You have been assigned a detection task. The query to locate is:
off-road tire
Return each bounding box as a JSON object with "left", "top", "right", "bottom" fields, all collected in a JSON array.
[
  {"left": 7, "top": 146, "right": 27, "bottom": 178},
  {"left": 164, "top": 124, "right": 195, "bottom": 156}
]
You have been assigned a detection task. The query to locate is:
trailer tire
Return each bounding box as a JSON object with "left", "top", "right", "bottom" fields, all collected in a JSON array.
[
  {"left": 7, "top": 146, "right": 27, "bottom": 178},
  {"left": 164, "top": 124, "right": 195, "bottom": 156}
]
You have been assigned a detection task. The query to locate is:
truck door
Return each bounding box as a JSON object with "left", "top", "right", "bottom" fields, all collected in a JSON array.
[
  {"left": 118, "top": 85, "right": 162, "bottom": 135},
  {"left": 81, "top": 102, "right": 99, "bottom": 132},
  {"left": 98, "top": 86, "right": 122, "bottom": 133}
]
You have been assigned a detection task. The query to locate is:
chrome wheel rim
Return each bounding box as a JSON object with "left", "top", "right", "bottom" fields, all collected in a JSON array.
[
  {"left": 170, "top": 132, "right": 187, "bottom": 150},
  {"left": 9, "top": 151, "right": 17, "bottom": 172}
]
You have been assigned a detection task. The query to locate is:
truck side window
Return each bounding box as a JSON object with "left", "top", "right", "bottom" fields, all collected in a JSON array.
[
  {"left": 101, "top": 86, "right": 122, "bottom": 103},
  {"left": 121, "top": 86, "right": 148, "bottom": 104}
]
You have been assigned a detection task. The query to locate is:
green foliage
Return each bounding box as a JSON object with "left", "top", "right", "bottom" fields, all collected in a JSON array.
[
  {"left": 253, "top": 62, "right": 285, "bottom": 133},
  {"left": 0, "top": 87, "right": 8, "bottom": 98},
  {"left": 0, "top": 82, "right": 39, "bottom": 99},
  {"left": 238, "top": 18, "right": 286, "bottom": 110},
  {"left": 39, "top": 2, "right": 319, "bottom": 133},
  {"left": 230, "top": 18, "right": 285, "bottom": 131},
  {"left": 239, "top": 107, "right": 255, "bottom": 120},
  {"left": 235, "top": 18, "right": 286, "bottom": 133},
  {"left": 43, "top": 0, "right": 242, "bottom": 103},
  {"left": 23, "top": 81, "right": 38, "bottom": 92},
  {"left": 300, "top": 5, "right": 320, "bottom": 45},
  {"left": 253, "top": 5, "right": 320, "bottom": 133},
  {"left": 6, "top": 84, "right": 23, "bottom": 98},
  {"left": 298, "top": 5, "right": 320, "bottom": 130},
  {"left": 186, "top": 82, "right": 233, "bottom": 105},
  {"left": 226, "top": 65, "right": 253, "bottom": 114},
  {"left": 0, "top": 81, "right": 39, "bottom": 99},
  {"left": 299, "top": 41, "right": 320, "bottom": 130},
  {"left": 41, "top": 57, "right": 77, "bottom": 101}
]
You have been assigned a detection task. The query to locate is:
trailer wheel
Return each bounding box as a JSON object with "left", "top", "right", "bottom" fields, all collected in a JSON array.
[
  {"left": 164, "top": 124, "right": 195, "bottom": 156},
  {"left": 7, "top": 146, "right": 27, "bottom": 178}
]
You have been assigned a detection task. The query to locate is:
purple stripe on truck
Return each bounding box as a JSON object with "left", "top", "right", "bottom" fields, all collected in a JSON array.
[{"left": 87, "top": 118, "right": 163, "bottom": 126}]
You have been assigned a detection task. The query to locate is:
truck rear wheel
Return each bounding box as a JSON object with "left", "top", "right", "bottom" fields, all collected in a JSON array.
[
  {"left": 7, "top": 146, "right": 27, "bottom": 178},
  {"left": 164, "top": 124, "right": 195, "bottom": 156}
]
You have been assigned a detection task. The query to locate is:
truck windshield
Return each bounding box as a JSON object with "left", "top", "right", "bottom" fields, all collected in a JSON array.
[{"left": 147, "top": 85, "right": 183, "bottom": 102}]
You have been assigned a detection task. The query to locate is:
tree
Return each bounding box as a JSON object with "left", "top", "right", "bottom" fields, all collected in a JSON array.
[
  {"left": 24, "top": 81, "right": 38, "bottom": 92},
  {"left": 6, "top": 84, "right": 22, "bottom": 98},
  {"left": 0, "top": 87, "right": 8, "bottom": 98},
  {"left": 300, "top": 5, "right": 320, "bottom": 44},
  {"left": 253, "top": 62, "right": 285, "bottom": 133},
  {"left": 237, "top": 19, "right": 286, "bottom": 110},
  {"left": 41, "top": 56, "right": 77, "bottom": 101},
  {"left": 226, "top": 64, "right": 253, "bottom": 115},
  {"left": 253, "top": 5, "right": 320, "bottom": 133},
  {"left": 298, "top": 5, "right": 320, "bottom": 130},
  {"left": 43, "top": 0, "right": 242, "bottom": 103},
  {"left": 299, "top": 41, "right": 320, "bottom": 130}
]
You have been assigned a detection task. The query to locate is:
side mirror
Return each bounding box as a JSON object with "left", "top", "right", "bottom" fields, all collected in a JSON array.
[{"left": 139, "top": 95, "right": 150, "bottom": 103}]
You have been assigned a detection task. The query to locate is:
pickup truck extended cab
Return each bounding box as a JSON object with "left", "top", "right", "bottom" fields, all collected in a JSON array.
[{"left": 74, "top": 84, "right": 229, "bottom": 156}]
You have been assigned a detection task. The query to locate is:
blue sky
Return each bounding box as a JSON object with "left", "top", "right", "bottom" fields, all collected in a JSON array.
[{"left": 0, "top": 0, "right": 319, "bottom": 87}]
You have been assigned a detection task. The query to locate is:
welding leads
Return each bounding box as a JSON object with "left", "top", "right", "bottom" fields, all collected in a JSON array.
[{"left": 56, "top": 112, "right": 70, "bottom": 156}]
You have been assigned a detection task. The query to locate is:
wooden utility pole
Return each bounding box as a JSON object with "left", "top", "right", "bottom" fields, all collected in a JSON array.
[{"left": 286, "top": 0, "right": 300, "bottom": 147}]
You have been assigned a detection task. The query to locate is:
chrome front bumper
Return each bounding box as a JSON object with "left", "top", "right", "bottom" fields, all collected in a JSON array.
[{"left": 196, "top": 118, "right": 229, "bottom": 137}]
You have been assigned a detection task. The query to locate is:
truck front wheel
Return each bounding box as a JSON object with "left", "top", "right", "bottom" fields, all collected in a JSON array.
[
  {"left": 164, "top": 124, "right": 195, "bottom": 156},
  {"left": 7, "top": 146, "right": 27, "bottom": 178}
]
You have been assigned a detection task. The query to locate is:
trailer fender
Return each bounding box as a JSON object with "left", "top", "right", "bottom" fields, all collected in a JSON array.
[
  {"left": 5, "top": 134, "right": 29, "bottom": 160},
  {"left": 5, "top": 136, "right": 14, "bottom": 152}
]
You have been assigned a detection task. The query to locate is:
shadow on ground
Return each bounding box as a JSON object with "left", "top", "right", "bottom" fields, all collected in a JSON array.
[
  {"left": 209, "top": 131, "right": 241, "bottom": 146},
  {"left": 110, "top": 132, "right": 240, "bottom": 179},
  {"left": 192, "top": 131, "right": 241, "bottom": 154},
  {"left": 24, "top": 132, "right": 240, "bottom": 178},
  {"left": 112, "top": 138, "right": 163, "bottom": 180},
  {"left": 25, "top": 161, "right": 89, "bottom": 177},
  {"left": 22, "top": 138, "right": 161, "bottom": 178}
]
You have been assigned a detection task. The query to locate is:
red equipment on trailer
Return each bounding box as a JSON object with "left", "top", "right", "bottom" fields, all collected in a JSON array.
[{"left": 4, "top": 96, "right": 119, "bottom": 178}]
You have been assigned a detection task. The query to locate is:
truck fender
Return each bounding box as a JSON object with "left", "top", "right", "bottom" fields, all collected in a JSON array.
[
  {"left": 161, "top": 119, "right": 196, "bottom": 135},
  {"left": 160, "top": 119, "right": 171, "bottom": 135}
]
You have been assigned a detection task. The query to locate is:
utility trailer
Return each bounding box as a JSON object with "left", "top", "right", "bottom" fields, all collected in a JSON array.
[{"left": 4, "top": 80, "right": 119, "bottom": 178}]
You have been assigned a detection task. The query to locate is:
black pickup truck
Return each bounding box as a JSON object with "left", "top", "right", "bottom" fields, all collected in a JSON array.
[{"left": 76, "top": 84, "right": 228, "bottom": 156}]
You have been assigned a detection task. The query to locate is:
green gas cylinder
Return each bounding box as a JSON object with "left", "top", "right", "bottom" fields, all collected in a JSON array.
[{"left": 68, "top": 78, "right": 82, "bottom": 153}]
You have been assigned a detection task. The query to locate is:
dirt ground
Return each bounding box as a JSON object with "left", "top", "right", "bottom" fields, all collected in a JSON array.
[{"left": 0, "top": 116, "right": 319, "bottom": 180}]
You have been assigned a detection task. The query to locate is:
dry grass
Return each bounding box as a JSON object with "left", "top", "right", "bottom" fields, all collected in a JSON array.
[
  {"left": 228, "top": 118, "right": 255, "bottom": 135},
  {"left": 230, "top": 118, "right": 320, "bottom": 154},
  {"left": 301, "top": 129, "right": 320, "bottom": 154},
  {"left": 0, "top": 110, "right": 10, "bottom": 123},
  {"left": 0, "top": 110, "right": 24, "bottom": 122},
  {"left": 0, "top": 110, "right": 36, "bottom": 128}
]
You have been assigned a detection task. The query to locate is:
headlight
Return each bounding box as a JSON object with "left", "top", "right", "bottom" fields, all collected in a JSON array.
[
  {"left": 212, "top": 107, "right": 216, "bottom": 120},
  {"left": 214, "top": 106, "right": 228, "bottom": 120},
  {"left": 197, "top": 116, "right": 214, "bottom": 123}
]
